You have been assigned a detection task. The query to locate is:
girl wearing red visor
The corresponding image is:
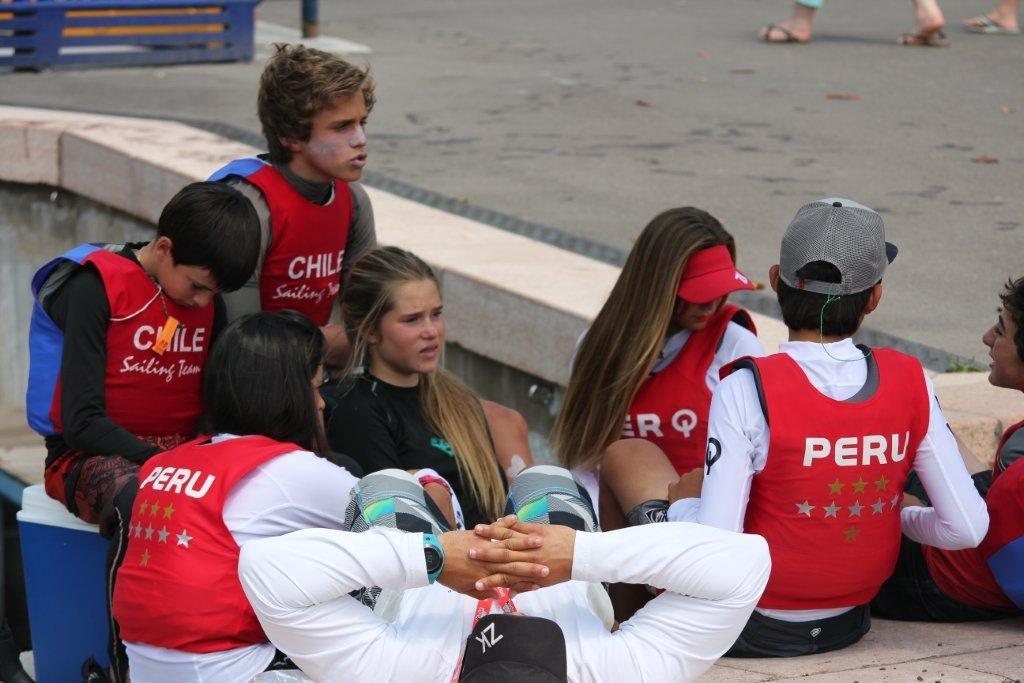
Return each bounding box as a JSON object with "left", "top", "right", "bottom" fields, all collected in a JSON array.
[{"left": 552, "top": 207, "right": 761, "bottom": 531}]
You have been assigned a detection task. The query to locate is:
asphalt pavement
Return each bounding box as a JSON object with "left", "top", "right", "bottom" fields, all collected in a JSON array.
[{"left": 1, "top": 0, "right": 1021, "bottom": 361}]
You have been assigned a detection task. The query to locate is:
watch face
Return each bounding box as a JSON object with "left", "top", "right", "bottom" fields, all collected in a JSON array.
[{"left": 424, "top": 546, "right": 442, "bottom": 573}]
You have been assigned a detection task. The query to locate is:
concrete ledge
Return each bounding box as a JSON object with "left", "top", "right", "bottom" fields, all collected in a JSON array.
[
  {"left": 0, "top": 107, "right": 255, "bottom": 224},
  {"left": 0, "top": 104, "right": 1020, "bottom": 461}
]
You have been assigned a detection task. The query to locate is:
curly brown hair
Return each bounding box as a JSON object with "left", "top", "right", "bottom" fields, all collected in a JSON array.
[
  {"left": 1000, "top": 276, "right": 1024, "bottom": 362},
  {"left": 258, "top": 44, "right": 376, "bottom": 163}
]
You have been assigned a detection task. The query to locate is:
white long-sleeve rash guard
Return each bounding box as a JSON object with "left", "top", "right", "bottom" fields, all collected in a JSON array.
[
  {"left": 239, "top": 523, "right": 771, "bottom": 683},
  {"left": 668, "top": 338, "right": 989, "bottom": 621}
]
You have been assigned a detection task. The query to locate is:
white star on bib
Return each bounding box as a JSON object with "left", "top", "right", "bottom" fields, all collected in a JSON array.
[{"left": 176, "top": 530, "right": 193, "bottom": 548}]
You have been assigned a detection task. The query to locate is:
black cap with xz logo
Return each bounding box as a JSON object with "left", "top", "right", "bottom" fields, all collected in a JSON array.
[{"left": 459, "top": 614, "right": 568, "bottom": 682}]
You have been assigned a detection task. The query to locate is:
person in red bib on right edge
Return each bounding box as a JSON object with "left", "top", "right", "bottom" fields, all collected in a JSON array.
[
  {"left": 871, "top": 276, "right": 1024, "bottom": 621},
  {"left": 668, "top": 198, "right": 990, "bottom": 657}
]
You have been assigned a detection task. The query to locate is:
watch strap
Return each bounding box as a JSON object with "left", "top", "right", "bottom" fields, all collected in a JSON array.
[{"left": 423, "top": 533, "right": 444, "bottom": 584}]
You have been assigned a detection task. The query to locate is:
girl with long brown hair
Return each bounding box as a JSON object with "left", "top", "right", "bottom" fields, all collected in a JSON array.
[
  {"left": 326, "top": 246, "right": 531, "bottom": 528},
  {"left": 552, "top": 207, "right": 762, "bottom": 527}
]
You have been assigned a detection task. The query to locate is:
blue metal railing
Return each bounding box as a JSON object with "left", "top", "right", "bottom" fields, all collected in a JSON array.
[{"left": 0, "top": 0, "right": 261, "bottom": 71}]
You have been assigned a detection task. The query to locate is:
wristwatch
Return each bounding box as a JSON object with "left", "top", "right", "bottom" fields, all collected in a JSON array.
[{"left": 423, "top": 533, "right": 445, "bottom": 584}]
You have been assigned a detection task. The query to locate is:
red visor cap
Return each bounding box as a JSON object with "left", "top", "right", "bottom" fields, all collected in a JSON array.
[{"left": 677, "top": 244, "right": 756, "bottom": 304}]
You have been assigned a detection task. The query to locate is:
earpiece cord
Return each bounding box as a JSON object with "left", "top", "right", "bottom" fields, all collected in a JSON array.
[{"left": 819, "top": 284, "right": 871, "bottom": 363}]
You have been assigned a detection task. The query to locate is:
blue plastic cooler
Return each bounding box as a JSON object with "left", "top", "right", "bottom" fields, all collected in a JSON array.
[{"left": 17, "top": 485, "right": 110, "bottom": 683}]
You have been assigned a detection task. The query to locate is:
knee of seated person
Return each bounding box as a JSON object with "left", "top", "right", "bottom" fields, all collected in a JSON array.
[
  {"left": 483, "top": 401, "right": 529, "bottom": 441},
  {"left": 734, "top": 534, "right": 772, "bottom": 599},
  {"left": 601, "top": 439, "right": 666, "bottom": 478},
  {"left": 349, "top": 469, "right": 433, "bottom": 512},
  {"left": 508, "top": 464, "right": 584, "bottom": 500},
  {"left": 101, "top": 477, "right": 139, "bottom": 539},
  {"left": 505, "top": 465, "right": 598, "bottom": 532},
  {"left": 363, "top": 468, "right": 422, "bottom": 486},
  {"left": 501, "top": 406, "right": 529, "bottom": 437},
  {"left": 515, "top": 464, "right": 573, "bottom": 479},
  {"left": 346, "top": 469, "right": 449, "bottom": 534},
  {"left": 114, "top": 477, "right": 138, "bottom": 517}
]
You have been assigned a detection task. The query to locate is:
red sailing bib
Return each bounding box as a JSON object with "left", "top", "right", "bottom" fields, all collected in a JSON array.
[
  {"left": 245, "top": 164, "right": 351, "bottom": 326},
  {"left": 731, "top": 348, "right": 929, "bottom": 609},
  {"left": 49, "top": 249, "right": 211, "bottom": 441},
  {"left": 623, "top": 304, "right": 755, "bottom": 474},
  {"left": 113, "top": 435, "right": 299, "bottom": 653},
  {"left": 922, "top": 421, "right": 1024, "bottom": 611},
  {"left": 993, "top": 419, "right": 1024, "bottom": 480}
]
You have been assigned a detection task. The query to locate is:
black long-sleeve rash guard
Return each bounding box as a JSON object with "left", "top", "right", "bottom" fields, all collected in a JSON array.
[{"left": 43, "top": 243, "right": 226, "bottom": 467}]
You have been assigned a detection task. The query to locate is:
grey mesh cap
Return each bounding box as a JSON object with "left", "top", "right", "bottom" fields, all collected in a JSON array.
[{"left": 779, "top": 197, "right": 898, "bottom": 295}]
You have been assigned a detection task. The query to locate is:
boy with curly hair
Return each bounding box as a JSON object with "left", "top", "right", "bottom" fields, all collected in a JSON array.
[
  {"left": 873, "top": 276, "right": 1024, "bottom": 621},
  {"left": 210, "top": 44, "right": 377, "bottom": 365}
]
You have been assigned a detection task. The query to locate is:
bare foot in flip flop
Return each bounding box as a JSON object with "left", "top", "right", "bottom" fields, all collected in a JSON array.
[
  {"left": 759, "top": 18, "right": 813, "bottom": 43},
  {"left": 964, "top": 14, "right": 1020, "bottom": 34},
  {"left": 900, "top": 0, "right": 947, "bottom": 44},
  {"left": 964, "top": 0, "right": 1021, "bottom": 33},
  {"left": 898, "top": 30, "right": 950, "bottom": 45},
  {"left": 759, "top": 4, "right": 815, "bottom": 43}
]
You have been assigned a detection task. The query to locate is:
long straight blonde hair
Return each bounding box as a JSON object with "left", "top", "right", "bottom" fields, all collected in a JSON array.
[
  {"left": 342, "top": 246, "right": 506, "bottom": 520},
  {"left": 552, "top": 208, "right": 737, "bottom": 471}
]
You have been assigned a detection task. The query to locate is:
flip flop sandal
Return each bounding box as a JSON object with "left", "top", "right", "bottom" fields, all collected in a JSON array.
[
  {"left": 963, "top": 15, "right": 1021, "bottom": 34},
  {"left": 898, "top": 30, "right": 950, "bottom": 46},
  {"left": 760, "top": 23, "right": 808, "bottom": 43}
]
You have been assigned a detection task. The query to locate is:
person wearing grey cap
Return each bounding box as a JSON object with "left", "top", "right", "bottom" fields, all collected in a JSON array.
[{"left": 664, "top": 198, "right": 989, "bottom": 657}]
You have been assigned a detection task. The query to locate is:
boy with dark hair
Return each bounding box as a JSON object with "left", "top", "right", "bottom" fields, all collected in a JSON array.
[
  {"left": 26, "top": 181, "right": 260, "bottom": 680},
  {"left": 30, "top": 181, "right": 259, "bottom": 525},
  {"left": 209, "top": 43, "right": 377, "bottom": 366},
  {"left": 661, "top": 198, "right": 989, "bottom": 656},
  {"left": 872, "top": 276, "right": 1024, "bottom": 621}
]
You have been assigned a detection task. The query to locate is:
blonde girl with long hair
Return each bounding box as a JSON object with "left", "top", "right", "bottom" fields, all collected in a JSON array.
[
  {"left": 552, "top": 207, "right": 762, "bottom": 529},
  {"left": 325, "top": 246, "right": 531, "bottom": 528}
]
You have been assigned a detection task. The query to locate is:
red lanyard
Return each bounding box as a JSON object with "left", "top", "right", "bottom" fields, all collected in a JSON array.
[
  {"left": 473, "top": 587, "right": 518, "bottom": 624},
  {"left": 452, "top": 588, "right": 518, "bottom": 682}
]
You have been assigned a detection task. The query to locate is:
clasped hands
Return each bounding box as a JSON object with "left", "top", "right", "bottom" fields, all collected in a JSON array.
[{"left": 436, "top": 516, "right": 576, "bottom": 599}]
